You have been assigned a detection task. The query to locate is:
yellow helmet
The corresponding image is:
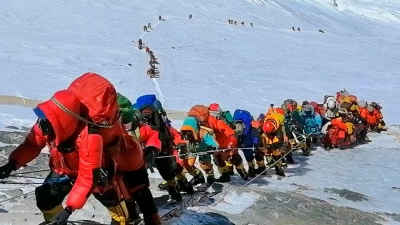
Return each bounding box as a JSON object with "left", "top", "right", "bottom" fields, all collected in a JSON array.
[{"left": 342, "top": 97, "right": 352, "bottom": 104}]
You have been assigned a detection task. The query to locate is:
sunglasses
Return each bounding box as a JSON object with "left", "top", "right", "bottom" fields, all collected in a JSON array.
[{"left": 38, "top": 119, "right": 55, "bottom": 136}]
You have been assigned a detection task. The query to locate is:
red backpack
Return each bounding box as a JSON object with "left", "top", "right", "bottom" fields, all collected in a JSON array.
[
  {"left": 66, "top": 72, "right": 122, "bottom": 156},
  {"left": 67, "top": 72, "right": 119, "bottom": 127}
]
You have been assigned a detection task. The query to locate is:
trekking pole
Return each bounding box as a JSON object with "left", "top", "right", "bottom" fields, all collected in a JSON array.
[{"left": 242, "top": 131, "right": 315, "bottom": 187}]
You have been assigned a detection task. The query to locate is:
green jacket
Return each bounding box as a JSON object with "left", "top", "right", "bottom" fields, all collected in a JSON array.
[{"left": 284, "top": 110, "right": 303, "bottom": 134}]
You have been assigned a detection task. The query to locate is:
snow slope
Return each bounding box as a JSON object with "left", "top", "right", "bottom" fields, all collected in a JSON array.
[{"left": 1, "top": 0, "right": 400, "bottom": 224}]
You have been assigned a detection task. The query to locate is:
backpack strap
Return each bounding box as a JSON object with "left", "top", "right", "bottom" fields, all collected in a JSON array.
[
  {"left": 51, "top": 96, "right": 116, "bottom": 128},
  {"left": 200, "top": 126, "right": 215, "bottom": 139}
]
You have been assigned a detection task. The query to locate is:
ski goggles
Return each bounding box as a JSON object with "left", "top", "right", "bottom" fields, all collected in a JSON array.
[{"left": 33, "top": 106, "right": 54, "bottom": 136}]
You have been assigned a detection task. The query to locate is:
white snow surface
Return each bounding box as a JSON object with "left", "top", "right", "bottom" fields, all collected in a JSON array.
[
  {"left": 244, "top": 129, "right": 400, "bottom": 214},
  {"left": 209, "top": 190, "right": 260, "bottom": 215},
  {"left": 0, "top": 106, "right": 36, "bottom": 131},
  {"left": 0, "top": 0, "right": 400, "bottom": 224}
]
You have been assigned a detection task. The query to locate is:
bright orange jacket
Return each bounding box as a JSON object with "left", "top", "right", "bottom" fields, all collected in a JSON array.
[
  {"left": 367, "top": 110, "right": 379, "bottom": 125},
  {"left": 9, "top": 90, "right": 102, "bottom": 210},
  {"left": 331, "top": 118, "right": 348, "bottom": 131},
  {"left": 207, "top": 115, "right": 237, "bottom": 148},
  {"left": 169, "top": 126, "right": 183, "bottom": 146},
  {"left": 113, "top": 128, "right": 144, "bottom": 172},
  {"left": 137, "top": 123, "right": 162, "bottom": 151},
  {"left": 251, "top": 120, "right": 261, "bottom": 129},
  {"left": 360, "top": 107, "right": 368, "bottom": 121}
]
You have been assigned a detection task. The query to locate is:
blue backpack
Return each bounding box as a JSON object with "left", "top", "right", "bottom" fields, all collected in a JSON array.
[
  {"left": 135, "top": 94, "right": 164, "bottom": 115},
  {"left": 301, "top": 104, "right": 321, "bottom": 135},
  {"left": 233, "top": 109, "right": 252, "bottom": 135}
]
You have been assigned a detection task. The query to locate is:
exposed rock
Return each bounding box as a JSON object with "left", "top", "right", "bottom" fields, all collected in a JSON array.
[
  {"left": 0, "top": 131, "right": 27, "bottom": 145},
  {"left": 324, "top": 188, "right": 369, "bottom": 202}
]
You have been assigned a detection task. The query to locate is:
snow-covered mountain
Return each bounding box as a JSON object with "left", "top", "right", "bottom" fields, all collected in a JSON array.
[{"left": 1, "top": 0, "right": 400, "bottom": 224}]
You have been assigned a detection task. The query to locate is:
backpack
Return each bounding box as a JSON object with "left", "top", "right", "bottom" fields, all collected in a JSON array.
[
  {"left": 233, "top": 109, "right": 252, "bottom": 135},
  {"left": 302, "top": 104, "right": 322, "bottom": 134},
  {"left": 67, "top": 72, "right": 119, "bottom": 127},
  {"left": 188, "top": 105, "right": 210, "bottom": 124},
  {"left": 209, "top": 103, "right": 234, "bottom": 125},
  {"left": 66, "top": 72, "right": 122, "bottom": 156},
  {"left": 136, "top": 95, "right": 174, "bottom": 153},
  {"left": 117, "top": 93, "right": 134, "bottom": 124},
  {"left": 135, "top": 94, "right": 165, "bottom": 129}
]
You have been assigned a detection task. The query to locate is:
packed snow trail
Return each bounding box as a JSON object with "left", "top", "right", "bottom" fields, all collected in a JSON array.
[{"left": 138, "top": 16, "right": 168, "bottom": 106}]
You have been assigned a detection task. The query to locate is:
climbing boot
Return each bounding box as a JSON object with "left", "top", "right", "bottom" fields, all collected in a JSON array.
[
  {"left": 126, "top": 200, "right": 141, "bottom": 225},
  {"left": 107, "top": 201, "right": 129, "bottom": 225},
  {"left": 206, "top": 175, "right": 215, "bottom": 186},
  {"left": 275, "top": 166, "right": 286, "bottom": 177},
  {"left": 216, "top": 172, "right": 231, "bottom": 183},
  {"left": 189, "top": 172, "right": 206, "bottom": 186},
  {"left": 168, "top": 185, "right": 182, "bottom": 202},
  {"left": 226, "top": 162, "right": 234, "bottom": 175},
  {"left": 177, "top": 179, "right": 194, "bottom": 194},
  {"left": 236, "top": 168, "right": 248, "bottom": 181},
  {"left": 286, "top": 152, "right": 295, "bottom": 164},
  {"left": 248, "top": 166, "right": 256, "bottom": 178},
  {"left": 42, "top": 204, "right": 64, "bottom": 222},
  {"left": 157, "top": 181, "right": 168, "bottom": 191},
  {"left": 254, "top": 166, "right": 267, "bottom": 175}
]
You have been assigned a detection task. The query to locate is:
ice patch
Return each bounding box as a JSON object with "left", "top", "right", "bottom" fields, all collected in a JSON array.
[
  {"left": 147, "top": 168, "right": 163, "bottom": 179},
  {"left": 172, "top": 210, "right": 234, "bottom": 225},
  {"left": 210, "top": 190, "right": 260, "bottom": 215}
]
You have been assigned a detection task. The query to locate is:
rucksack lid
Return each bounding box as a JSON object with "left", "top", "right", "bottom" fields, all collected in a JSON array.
[
  {"left": 136, "top": 94, "right": 164, "bottom": 115},
  {"left": 67, "top": 72, "right": 119, "bottom": 127},
  {"left": 209, "top": 103, "right": 221, "bottom": 112},
  {"left": 188, "top": 105, "right": 210, "bottom": 123},
  {"left": 117, "top": 93, "right": 134, "bottom": 124}
]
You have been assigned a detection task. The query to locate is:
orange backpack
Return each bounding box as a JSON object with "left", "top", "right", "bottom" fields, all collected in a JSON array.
[
  {"left": 266, "top": 107, "right": 285, "bottom": 116},
  {"left": 188, "top": 105, "right": 210, "bottom": 124},
  {"left": 68, "top": 72, "right": 119, "bottom": 127}
]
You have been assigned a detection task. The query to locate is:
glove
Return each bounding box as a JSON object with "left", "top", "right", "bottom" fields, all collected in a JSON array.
[
  {"left": 49, "top": 207, "right": 73, "bottom": 225},
  {"left": 144, "top": 147, "right": 158, "bottom": 164},
  {"left": 177, "top": 143, "right": 188, "bottom": 153},
  {"left": 0, "top": 160, "right": 17, "bottom": 179},
  {"left": 283, "top": 135, "right": 289, "bottom": 143}
]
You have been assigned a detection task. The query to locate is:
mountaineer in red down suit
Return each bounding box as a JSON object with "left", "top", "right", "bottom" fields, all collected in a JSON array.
[
  {"left": 188, "top": 105, "right": 247, "bottom": 183},
  {"left": 0, "top": 90, "right": 125, "bottom": 225}
]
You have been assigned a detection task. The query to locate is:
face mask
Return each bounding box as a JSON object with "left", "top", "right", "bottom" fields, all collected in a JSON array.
[
  {"left": 181, "top": 130, "right": 199, "bottom": 152},
  {"left": 142, "top": 114, "right": 156, "bottom": 126},
  {"left": 234, "top": 121, "right": 246, "bottom": 136}
]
